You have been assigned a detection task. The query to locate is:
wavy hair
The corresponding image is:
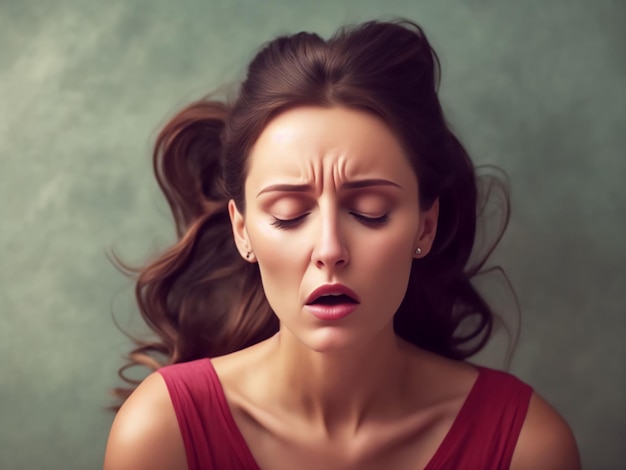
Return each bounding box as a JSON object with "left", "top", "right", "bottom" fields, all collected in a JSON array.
[{"left": 112, "top": 19, "right": 514, "bottom": 403}]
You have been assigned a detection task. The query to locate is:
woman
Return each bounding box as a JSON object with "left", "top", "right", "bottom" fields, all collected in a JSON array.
[{"left": 104, "top": 19, "right": 580, "bottom": 469}]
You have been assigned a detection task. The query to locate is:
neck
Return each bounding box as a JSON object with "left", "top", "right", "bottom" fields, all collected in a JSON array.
[{"left": 265, "top": 326, "right": 411, "bottom": 436}]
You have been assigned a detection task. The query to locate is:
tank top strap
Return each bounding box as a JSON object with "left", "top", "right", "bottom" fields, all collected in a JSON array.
[
  {"left": 425, "top": 366, "right": 533, "bottom": 469},
  {"left": 158, "top": 358, "right": 261, "bottom": 470}
]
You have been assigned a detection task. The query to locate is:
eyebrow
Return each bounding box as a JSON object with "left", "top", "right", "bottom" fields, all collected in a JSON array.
[{"left": 256, "top": 179, "right": 402, "bottom": 197}]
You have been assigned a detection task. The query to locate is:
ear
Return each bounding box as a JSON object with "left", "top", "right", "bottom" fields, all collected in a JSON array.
[
  {"left": 414, "top": 198, "right": 439, "bottom": 258},
  {"left": 228, "top": 199, "right": 255, "bottom": 262}
]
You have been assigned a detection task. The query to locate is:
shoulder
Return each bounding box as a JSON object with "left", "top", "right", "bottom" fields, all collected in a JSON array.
[
  {"left": 104, "top": 372, "right": 187, "bottom": 470},
  {"left": 510, "top": 391, "right": 581, "bottom": 470}
]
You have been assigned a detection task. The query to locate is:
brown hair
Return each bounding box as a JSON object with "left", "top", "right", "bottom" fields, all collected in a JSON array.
[{"left": 112, "top": 19, "right": 513, "bottom": 402}]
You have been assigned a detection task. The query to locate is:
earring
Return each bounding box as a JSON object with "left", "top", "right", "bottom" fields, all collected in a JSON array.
[
  {"left": 246, "top": 251, "right": 251, "bottom": 259},
  {"left": 415, "top": 247, "right": 422, "bottom": 255}
]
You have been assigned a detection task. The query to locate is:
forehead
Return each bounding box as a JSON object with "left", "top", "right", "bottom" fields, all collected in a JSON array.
[{"left": 246, "top": 106, "right": 417, "bottom": 191}]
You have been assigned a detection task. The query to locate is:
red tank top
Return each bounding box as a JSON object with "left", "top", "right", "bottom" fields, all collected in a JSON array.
[{"left": 158, "top": 359, "right": 532, "bottom": 469}]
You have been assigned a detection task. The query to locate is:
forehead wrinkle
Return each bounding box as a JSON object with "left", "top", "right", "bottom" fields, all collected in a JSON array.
[
  {"left": 309, "top": 148, "right": 347, "bottom": 195},
  {"left": 247, "top": 106, "right": 418, "bottom": 202},
  {"left": 332, "top": 153, "right": 349, "bottom": 190},
  {"left": 306, "top": 155, "right": 320, "bottom": 194}
]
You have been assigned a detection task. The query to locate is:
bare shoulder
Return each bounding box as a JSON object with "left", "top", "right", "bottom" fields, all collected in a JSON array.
[
  {"left": 511, "top": 391, "right": 581, "bottom": 470},
  {"left": 104, "top": 372, "right": 187, "bottom": 470}
]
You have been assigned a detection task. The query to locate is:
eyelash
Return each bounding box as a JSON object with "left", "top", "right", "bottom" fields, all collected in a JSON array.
[
  {"left": 271, "top": 212, "right": 390, "bottom": 230},
  {"left": 271, "top": 214, "right": 308, "bottom": 229},
  {"left": 352, "top": 212, "right": 389, "bottom": 226}
]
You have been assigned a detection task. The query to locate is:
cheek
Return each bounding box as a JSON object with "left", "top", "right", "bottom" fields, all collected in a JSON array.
[
  {"left": 248, "top": 220, "right": 305, "bottom": 311},
  {"left": 250, "top": 220, "right": 302, "bottom": 270},
  {"left": 366, "top": 237, "right": 413, "bottom": 282},
  {"left": 359, "top": 226, "right": 416, "bottom": 307}
]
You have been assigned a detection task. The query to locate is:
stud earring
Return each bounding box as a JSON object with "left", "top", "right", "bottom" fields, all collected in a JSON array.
[
  {"left": 246, "top": 251, "right": 251, "bottom": 259},
  {"left": 415, "top": 247, "right": 422, "bottom": 255}
]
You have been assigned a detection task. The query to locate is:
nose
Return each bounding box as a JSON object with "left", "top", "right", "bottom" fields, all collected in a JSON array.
[{"left": 312, "top": 209, "right": 349, "bottom": 269}]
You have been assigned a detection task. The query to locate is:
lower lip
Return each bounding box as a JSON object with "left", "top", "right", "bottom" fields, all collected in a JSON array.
[{"left": 305, "top": 303, "right": 358, "bottom": 321}]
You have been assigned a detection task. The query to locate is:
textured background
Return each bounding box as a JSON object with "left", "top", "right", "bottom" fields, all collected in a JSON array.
[{"left": 1, "top": 0, "right": 624, "bottom": 468}]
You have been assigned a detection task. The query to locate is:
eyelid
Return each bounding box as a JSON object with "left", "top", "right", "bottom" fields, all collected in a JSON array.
[
  {"left": 351, "top": 212, "right": 390, "bottom": 226},
  {"left": 350, "top": 210, "right": 387, "bottom": 218},
  {"left": 271, "top": 213, "right": 308, "bottom": 229},
  {"left": 346, "top": 192, "right": 393, "bottom": 210},
  {"left": 262, "top": 195, "right": 310, "bottom": 215},
  {"left": 270, "top": 210, "right": 391, "bottom": 230}
]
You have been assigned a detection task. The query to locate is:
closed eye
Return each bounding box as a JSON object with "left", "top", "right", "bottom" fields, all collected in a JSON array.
[
  {"left": 351, "top": 212, "right": 389, "bottom": 227},
  {"left": 271, "top": 214, "right": 308, "bottom": 229},
  {"left": 271, "top": 212, "right": 390, "bottom": 229}
]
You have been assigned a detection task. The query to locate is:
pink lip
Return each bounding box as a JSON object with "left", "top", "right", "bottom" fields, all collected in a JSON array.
[
  {"left": 305, "top": 284, "right": 360, "bottom": 305},
  {"left": 305, "top": 303, "right": 358, "bottom": 321},
  {"left": 304, "top": 284, "right": 360, "bottom": 321}
]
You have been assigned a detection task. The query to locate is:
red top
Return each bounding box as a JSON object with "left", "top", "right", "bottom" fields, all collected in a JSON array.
[{"left": 158, "top": 359, "right": 532, "bottom": 470}]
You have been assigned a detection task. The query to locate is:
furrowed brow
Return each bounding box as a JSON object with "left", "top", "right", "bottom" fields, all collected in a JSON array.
[
  {"left": 255, "top": 179, "right": 402, "bottom": 197},
  {"left": 341, "top": 179, "right": 402, "bottom": 190},
  {"left": 256, "top": 184, "right": 313, "bottom": 197}
]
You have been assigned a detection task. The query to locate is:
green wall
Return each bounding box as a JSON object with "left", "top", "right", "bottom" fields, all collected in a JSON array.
[{"left": 1, "top": 0, "right": 624, "bottom": 468}]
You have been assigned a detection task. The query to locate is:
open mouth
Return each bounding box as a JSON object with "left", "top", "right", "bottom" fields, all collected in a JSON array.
[
  {"left": 307, "top": 294, "right": 359, "bottom": 306},
  {"left": 305, "top": 285, "right": 360, "bottom": 320}
]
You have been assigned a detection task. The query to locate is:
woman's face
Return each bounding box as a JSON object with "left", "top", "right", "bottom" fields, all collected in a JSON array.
[{"left": 229, "top": 106, "right": 438, "bottom": 352}]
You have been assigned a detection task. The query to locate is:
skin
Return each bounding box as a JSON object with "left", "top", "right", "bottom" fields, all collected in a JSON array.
[
  {"left": 235, "top": 105, "right": 437, "bottom": 357},
  {"left": 104, "top": 106, "right": 581, "bottom": 469}
]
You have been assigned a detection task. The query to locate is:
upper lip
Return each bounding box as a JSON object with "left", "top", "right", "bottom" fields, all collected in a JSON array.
[{"left": 305, "top": 284, "right": 360, "bottom": 305}]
